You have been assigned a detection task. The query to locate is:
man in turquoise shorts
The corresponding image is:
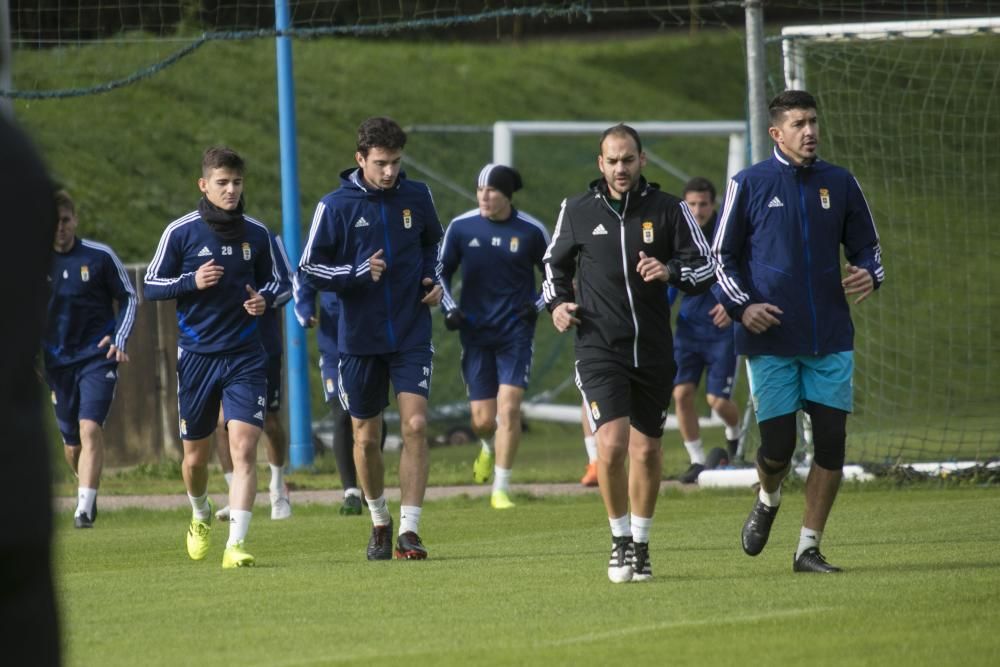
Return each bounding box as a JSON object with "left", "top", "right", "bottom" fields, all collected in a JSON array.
[{"left": 712, "top": 90, "right": 885, "bottom": 573}]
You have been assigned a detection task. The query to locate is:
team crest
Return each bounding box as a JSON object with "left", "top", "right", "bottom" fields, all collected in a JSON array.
[
  {"left": 50, "top": 391, "right": 57, "bottom": 405},
  {"left": 510, "top": 236, "right": 519, "bottom": 253},
  {"left": 80, "top": 265, "right": 90, "bottom": 282},
  {"left": 241, "top": 242, "right": 251, "bottom": 260},
  {"left": 819, "top": 188, "right": 831, "bottom": 210},
  {"left": 642, "top": 221, "right": 654, "bottom": 244},
  {"left": 62, "top": 269, "right": 68, "bottom": 279},
  {"left": 403, "top": 209, "right": 413, "bottom": 229},
  {"left": 180, "top": 419, "right": 187, "bottom": 436},
  {"left": 590, "top": 401, "right": 601, "bottom": 421},
  {"left": 325, "top": 378, "right": 334, "bottom": 394}
]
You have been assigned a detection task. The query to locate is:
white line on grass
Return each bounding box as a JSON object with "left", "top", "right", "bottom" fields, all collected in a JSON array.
[{"left": 540, "top": 606, "right": 835, "bottom": 647}]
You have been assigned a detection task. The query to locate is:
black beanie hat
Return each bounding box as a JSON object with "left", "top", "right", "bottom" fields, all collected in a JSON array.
[{"left": 477, "top": 163, "right": 523, "bottom": 200}]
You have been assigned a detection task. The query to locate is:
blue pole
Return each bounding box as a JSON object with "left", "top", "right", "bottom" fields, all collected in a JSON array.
[{"left": 274, "top": 0, "right": 313, "bottom": 468}]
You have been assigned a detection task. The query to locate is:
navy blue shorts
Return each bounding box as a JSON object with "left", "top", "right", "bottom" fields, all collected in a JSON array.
[
  {"left": 673, "top": 334, "right": 738, "bottom": 399},
  {"left": 461, "top": 338, "right": 533, "bottom": 401},
  {"left": 266, "top": 352, "right": 282, "bottom": 411},
  {"left": 45, "top": 356, "right": 118, "bottom": 445},
  {"left": 338, "top": 346, "right": 433, "bottom": 419},
  {"left": 575, "top": 356, "right": 674, "bottom": 439},
  {"left": 319, "top": 354, "right": 340, "bottom": 404},
  {"left": 176, "top": 347, "right": 268, "bottom": 441}
]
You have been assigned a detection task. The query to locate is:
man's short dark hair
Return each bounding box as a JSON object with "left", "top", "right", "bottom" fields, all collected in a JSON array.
[
  {"left": 54, "top": 189, "right": 75, "bottom": 214},
  {"left": 683, "top": 177, "right": 716, "bottom": 202},
  {"left": 357, "top": 117, "right": 407, "bottom": 157},
  {"left": 599, "top": 123, "right": 643, "bottom": 155},
  {"left": 768, "top": 90, "right": 818, "bottom": 125},
  {"left": 202, "top": 146, "right": 245, "bottom": 176}
]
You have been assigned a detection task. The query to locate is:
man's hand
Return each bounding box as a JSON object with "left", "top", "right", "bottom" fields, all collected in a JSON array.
[
  {"left": 710, "top": 303, "right": 732, "bottom": 328},
  {"left": 195, "top": 259, "right": 224, "bottom": 290},
  {"left": 552, "top": 302, "right": 581, "bottom": 332},
  {"left": 369, "top": 249, "right": 386, "bottom": 282},
  {"left": 636, "top": 251, "right": 670, "bottom": 283},
  {"left": 98, "top": 335, "right": 129, "bottom": 362},
  {"left": 443, "top": 309, "right": 465, "bottom": 331},
  {"left": 842, "top": 263, "right": 874, "bottom": 304},
  {"left": 741, "top": 303, "right": 783, "bottom": 334},
  {"left": 302, "top": 315, "right": 317, "bottom": 328},
  {"left": 244, "top": 285, "right": 266, "bottom": 316},
  {"left": 421, "top": 278, "right": 442, "bottom": 306}
]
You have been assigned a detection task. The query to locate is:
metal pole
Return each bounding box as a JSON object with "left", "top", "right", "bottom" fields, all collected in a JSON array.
[
  {"left": 744, "top": 0, "right": 770, "bottom": 164},
  {"left": 274, "top": 0, "right": 313, "bottom": 468},
  {"left": 1, "top": 0, "right": 14, "bottom": 118}
]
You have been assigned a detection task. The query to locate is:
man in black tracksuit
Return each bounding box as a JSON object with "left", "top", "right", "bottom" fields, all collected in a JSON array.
[{"left": 542, "top": 124, "right": 716, "bottom": 583}]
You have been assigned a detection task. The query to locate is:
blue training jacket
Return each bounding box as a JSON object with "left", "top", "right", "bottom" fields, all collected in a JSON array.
[
  {"left": 293, "top": 273, "right": 341, "bottom": 364},
  {"left": 258, "top": 233, "right": 294, "bottom": 358},
  {"left": 298, "top": 168, "right": 444, "bottom": 356},
  {"left": 44, "top": 237, "right": 137, "bottom": 370},
  {"left": 143, "top": 210, "right": 282, "bottom": 355},
  {"left": 712, "top": 147, "right": 885, "bottom": 357},
  {"left": 438, "top": 207, "right": 550, "bottom": 347},
  {"left": 667, "top": 213, "right": 731, "bottom": 344}
]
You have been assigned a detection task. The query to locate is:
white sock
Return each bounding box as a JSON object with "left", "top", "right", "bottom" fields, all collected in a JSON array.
[
  {"left": 400, "top": 505, "right": 422, "bottom": 535},
  {"left": 493, "top": 466, "right": 512, "bottom": 493},
  {"left": 344, "top": 487, "right": 362, "bottom": 499},
  {"left": 684, "top": 438, "right": 706, "bottom": 465},
  {"left": 223, "top": 472, "right": 234, "bottom": 488},
  {"left": 725, "top": 424, "right": 741, "bottom": 440},
  {"left": 631, "top": 514, "right": 653, "bottom": 544},
  {"left": 188, "top": 492, "right": 211, "bottom": 520},
  {"left": 268, "top": 463, "right": 284, "bottom": 494},
  {"left": 481, "top": 438, "right": 494, "bottom": 455},
  {"left": 796, "top": 527, "right": 821, "bottom": 559},
  {"left": 76, "top": 487, "right": 97, "bottom": 517},
  {"left": 365, "top": 494, "right": 391, "bottom": 526},
  {"left": 227, "top": 509, "right": 252, "bottom": 547},
  {"left": 584, "top": 435, "right": 598, "bottom": 463},
  {"left": 609, "top": 514, "right": 631, "bottom": 538},
  {"left": 759, "top": 486, "right": 781, "bottom": 507}
]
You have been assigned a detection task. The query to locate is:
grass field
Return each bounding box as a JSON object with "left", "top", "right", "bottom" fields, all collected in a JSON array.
[{"left": 55, "top": 486, "right": 1000, "bottom": 666}]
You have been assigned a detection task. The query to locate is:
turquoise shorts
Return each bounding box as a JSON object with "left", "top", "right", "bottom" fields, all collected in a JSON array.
[{"left": 746, "top": 352, "right": 853, "bottom": 423}]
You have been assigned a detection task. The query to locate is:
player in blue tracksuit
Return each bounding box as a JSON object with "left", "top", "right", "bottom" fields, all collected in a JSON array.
[
  {"left": 438, "top": 164, "right": 549, "bottom": 510},
  {"left": 43, "top": 190, "right": 137, "bottom": 529},
  {"left": 144, "top": 146, "right": 282, "bottom": 568},
  {"left": 298, "top": 117, "right": 444, "bottom": 561},
  {"left": 713, "top": 91, "right": 884, "bottom": 573},
  {"left": 668, "top": 178, "right": 743, "bottom": 484},
  {"left": 215, "top": 232, "right": 294, "bottom": 522}
]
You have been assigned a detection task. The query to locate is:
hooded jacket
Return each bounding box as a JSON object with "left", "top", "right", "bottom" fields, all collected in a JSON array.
[
  {"left": 542, "top": 176, "right": 717, "bottom": 367},
  {"left": 298, "top": 168, "right": 443, "bottom": 356}
]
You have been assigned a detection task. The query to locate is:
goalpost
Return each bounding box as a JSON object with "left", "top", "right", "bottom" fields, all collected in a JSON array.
[{"left": 702, "top": 15, "right": 1000, "bottom": 486}]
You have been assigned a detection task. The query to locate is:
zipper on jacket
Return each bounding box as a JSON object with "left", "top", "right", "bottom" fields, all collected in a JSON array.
[
  {"left": 601, "top": 191, "right": 641, "bottom": 367},
  {"left": 796, "top": 172, "right": 819, "bottom": 354},
  {"left": 379, "top": 197, "right": 397, "bottom": 349}
]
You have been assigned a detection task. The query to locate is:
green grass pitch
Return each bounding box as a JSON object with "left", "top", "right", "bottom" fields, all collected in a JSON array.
[{"left": 56, "top": 487, "right": 1000, "bottom": 666}]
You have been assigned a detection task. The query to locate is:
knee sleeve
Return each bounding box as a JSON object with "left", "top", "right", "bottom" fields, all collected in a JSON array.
[
  {"left": 806, "top": 401, "right": 847, "bottom": 470},
  {"left": 757, "top": 412, "right": 797, "bottom": 471}
]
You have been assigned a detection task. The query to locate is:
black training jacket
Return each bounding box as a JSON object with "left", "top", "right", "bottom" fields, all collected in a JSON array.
[{"left": 542, "top": 177, "right": 717, "bottom": 367}]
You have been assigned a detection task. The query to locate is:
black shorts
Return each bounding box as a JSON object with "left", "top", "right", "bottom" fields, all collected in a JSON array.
[{"left": 575, "top": 356, "right": 675, "bottom": 438}]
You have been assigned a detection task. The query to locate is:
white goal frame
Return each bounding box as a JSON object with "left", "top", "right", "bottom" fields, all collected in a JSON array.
[
  {"left": 781, "top": 16, "right": 1000, "bottom": 90},
  {"left": 492, "top": 120, "right": 748, "bottom": 184}
]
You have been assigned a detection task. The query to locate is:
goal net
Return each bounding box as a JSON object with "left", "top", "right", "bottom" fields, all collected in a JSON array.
[{"left": 766, "top": 16, "right": 1000, "bottom": 468}]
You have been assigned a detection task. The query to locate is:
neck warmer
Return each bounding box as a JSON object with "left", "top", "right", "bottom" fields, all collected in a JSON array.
[{"left": 199, "top": 196, "right": 246, "bottom": 240}]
